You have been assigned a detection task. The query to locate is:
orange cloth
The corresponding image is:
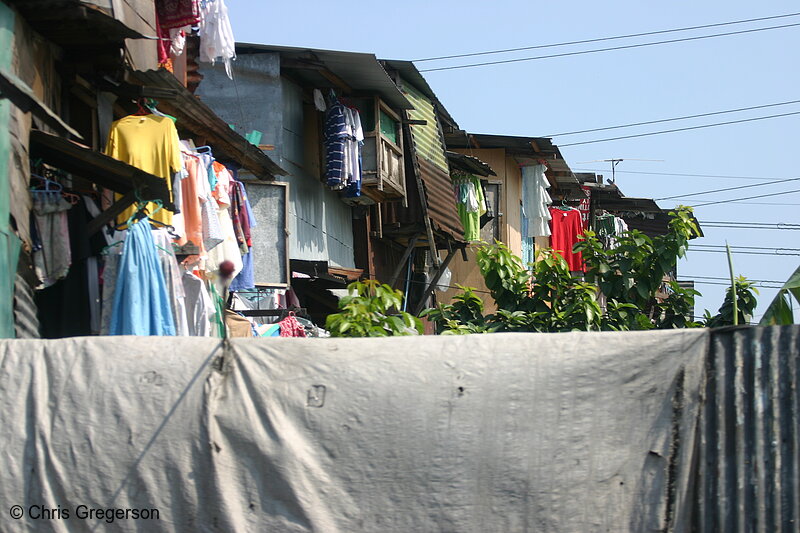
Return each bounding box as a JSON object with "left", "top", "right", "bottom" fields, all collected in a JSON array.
[
  {"left": 177, "top": 156, "right": 204, "bottom": 253},
  {"left": 105, "top": 114, "right": 182, "bottom": 226}
]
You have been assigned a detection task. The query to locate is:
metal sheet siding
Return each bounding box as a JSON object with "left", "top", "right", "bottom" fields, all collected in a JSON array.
[
  {"left": 418, "top": 159, "right": 463, "bottom": 239},
  {"left": 401, "top": 80, "right": 448, "bottom": 172},
  {"left": 397, "top": 78, "right": 462, "bottom": 239},
  {"left": 13, "top": 274, "right": 39, "bottom": 338},
  {"left": 282, "top": 161, "right": 355, "bottom": 269},
  {"left": 693, "top": 326, "right": 800, "bottom": 532}
]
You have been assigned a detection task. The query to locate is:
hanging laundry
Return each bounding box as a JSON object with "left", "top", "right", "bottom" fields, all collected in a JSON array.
[
  {"left": 324, "top": 101, "right": 348, "bottom": 190},
  {"left": 105, "top": 114, "right": 182, "bottom": 227},
  {"left": 278, "top": 312, "right": 307, "bottom": 338},
  {"left": 206, "top": 163, "right": 243, "bottom": 278},
  {"left": 343, "top": 106, "right": 364, "bottom": 198},
  {"left": 175, "top": 154, "right": 205, "bottom": 253},
  {"left": 548, "top": 206, "right": 584, "bottom": 272},
  {"left": 109, "top": 218, "right": 176, "bottom": 336},
  {"left": 35, "top": 197, "right": 106, "bottom": 338},
  {"left": 182, "top": 270, "right": 216, "bottom": 337},
  {"left": 324, "top": 99, "right": 363, "bottom": 196},
  {"left": 30, "top": 194, "right": 72, "bottom": 289},
  {"left": 153, "top": 228, "right": 190, "bottom": 336},
  {"left": 198, "top": 0, "right": 236, "bottom": 79},
  {"left": 452, "top": 173, "right": 486, "bottom": 241},
  {"left": 521, "top": 164, "right": 552, "bottom": 238},
  {"left": 156, "top": 0, "right": 200, "bottom": 29}
]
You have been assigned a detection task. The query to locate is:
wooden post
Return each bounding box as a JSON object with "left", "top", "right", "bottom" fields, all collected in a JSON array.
[
  {"left": 388, "top": 233, "right": 420, "bottom": 288},
  {"left": 87, "top": 191, "right": 137, "bottom": 236},
  {"left": 412, "top": 245, "right": 459, "bottom": 315}
]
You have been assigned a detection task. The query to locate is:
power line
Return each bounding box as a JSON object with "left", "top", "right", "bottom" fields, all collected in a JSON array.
[
  {"left": 419, "top": 21, "right": 800, "bottom": 72},
  {"left": 572, "top": 168, "right": 784, "bottom": 181},
  {"left": 681, "top": 274, "right": 784, "bottom": 283},
  {"left": 688, "top": 249, "right": 800, "bottom": 256},
  {"left": 690, "top": 187, "right": 800, "bottom": 207},
  {"left": 688, "top": 279, "right": 784, "bottom": 288},
  {"left": 558, "top": 110, "right": 800, "bottom": 147},
  {"left": 698, "top": 221, "right": 800, "bottom": 230},
  {"left": 717, "top": 201, "right": 800, "bottom": 206},
  {"left": 692, "top": 244, "right": 800, "bottom": 251},
  {"left": 664, "top": 200, "right": 800, "bottom": 206},
  {"left": 656, "top": 176, "right": 800, "bottom": 200},
  {"left": 547, "top": 99, "right": 800, "bottom": 138},
  {"left": 699, "top": 220, "right": 800, "bottom": 226},
  {"left": 414, "top": 12, "right": 800, "bottom": 62}
]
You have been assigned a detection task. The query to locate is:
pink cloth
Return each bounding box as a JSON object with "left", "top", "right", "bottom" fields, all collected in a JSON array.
[{"left": 278, "top": 312, "right": 306, "bottom": 338}]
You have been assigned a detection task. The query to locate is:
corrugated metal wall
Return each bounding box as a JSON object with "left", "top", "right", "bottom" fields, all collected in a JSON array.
[
  {"left": 693, "top": 325, "right": 800, "bottom": 532},
  {"left": 397, "top": 78, "right": 463, "bottom": 240},
  {"left": 401, "top": 81, "right": 448, "bottom": 172}
]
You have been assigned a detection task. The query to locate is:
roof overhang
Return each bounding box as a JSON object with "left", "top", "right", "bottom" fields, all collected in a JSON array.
[
  {"left": 236, "top": 43, "right": 413, "bottom": 111},
  {"left": 125, "top": 69, "right": 287, "bottom": 179},
  {"left": 446, "top": 151, "right": 496, "bottom": 177},
  {"left": 0, "top": 69, "right": 81, "bottom": 139},
  {"left": 445, "top": 131, "right": 580, "bottom": 189},
  {"left": 5, "top": 0, "right": 144, "bottom": 47},
  {"left": 380, "top": 60, "right": 458, "bottom": 130}
]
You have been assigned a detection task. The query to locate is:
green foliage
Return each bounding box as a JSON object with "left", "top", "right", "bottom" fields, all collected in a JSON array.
[
  {"left": 759, "top": 264, "right": 800, "bottom": 326},
  {"left": 703, "top": 277, "right": 759, "bottom": 327},
  {"left": 424, "top": 207, "right": 723, "bottom": 334},
  {"left": 326, "top": 280, "right": 423, "bottom": 337}
]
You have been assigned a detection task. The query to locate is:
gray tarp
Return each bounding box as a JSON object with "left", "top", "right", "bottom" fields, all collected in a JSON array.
[{"left": 0, "top": 330, "right": 709, "bottom": 532}]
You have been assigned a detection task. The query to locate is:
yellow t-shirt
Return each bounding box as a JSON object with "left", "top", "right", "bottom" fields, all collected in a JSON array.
[{"left": 105, "top": 114, "right": 182, "bottom": 226}]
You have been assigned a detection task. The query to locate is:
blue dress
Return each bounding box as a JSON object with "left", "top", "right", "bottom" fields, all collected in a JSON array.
[{"left": 109, "top": 218, "right": 176, "bottom": 336}]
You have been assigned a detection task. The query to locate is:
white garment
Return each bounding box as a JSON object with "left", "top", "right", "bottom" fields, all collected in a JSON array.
[
  {"left": 169, "top": 26, "right": 190, "bottom": 57},
  {"left": 313, "top": 89, "right": 327, "bottom": 112},
  {"left": 198, "top": 0, "right": 236, "bottom": 79},
  {"left": 205, "top": 207, "right": 243, "bottom": 279},
  {"left": 522, "top": 164, "right": 552, "bottom": 238},
  {"left": 182, "top": 271, "right": 215, "bottom": 337}
]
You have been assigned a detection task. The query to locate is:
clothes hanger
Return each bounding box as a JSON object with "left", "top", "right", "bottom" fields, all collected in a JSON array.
[
  {"left": 144, "top": 98, "right": 177, "bottom": 123},
  {"left": 133, "top": 97, "right": 150, "bottom": 116},
  {"left": 61, "top": 192, "right": 80, "bottom": 205}
]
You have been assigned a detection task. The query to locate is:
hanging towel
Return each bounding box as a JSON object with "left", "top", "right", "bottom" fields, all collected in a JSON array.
[{"left": 109, "top": 219, "right": 176, "bottom": 336}]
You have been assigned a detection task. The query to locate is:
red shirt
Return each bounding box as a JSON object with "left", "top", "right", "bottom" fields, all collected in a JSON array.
[{"left": 548, "top": 207, "right": 584, "bottom": 271}]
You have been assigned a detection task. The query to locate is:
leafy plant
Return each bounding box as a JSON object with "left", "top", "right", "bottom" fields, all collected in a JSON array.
[
  {"left": 326, "top": 280, "right": 423, "bottom": 337},
  {"left": 424, "top": 207, "right": 716, "bottom": 333},
  {"left": 703, "top": 277, "right": 759, "bottom": 327},
  {"left": 759, "top": 265, "right": 800, "bottom": 326}
]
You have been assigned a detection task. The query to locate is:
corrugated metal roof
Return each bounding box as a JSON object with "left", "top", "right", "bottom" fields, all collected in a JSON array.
[
  {"left": 235, "top": 43, "right": 412, "bottom": 111},
  {"left": 444, "top": 132, "right": 579, "bottom": 189},
  {"left": 5, "top": 0, "right": 144, "bottom": 45},
  {"left": 446, "top": 151, "right": 496, "bottom": 177},
  {"left": 128, "top": 69, "right": 287, "bottom": 178},
  {"left": 380, "top": 60, "right": 458, "bottom": 129}
]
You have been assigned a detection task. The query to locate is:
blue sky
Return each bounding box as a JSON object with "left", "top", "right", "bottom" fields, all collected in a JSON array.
[{"left": 228, "top": 1, "right": 800, "bottom": 321}]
